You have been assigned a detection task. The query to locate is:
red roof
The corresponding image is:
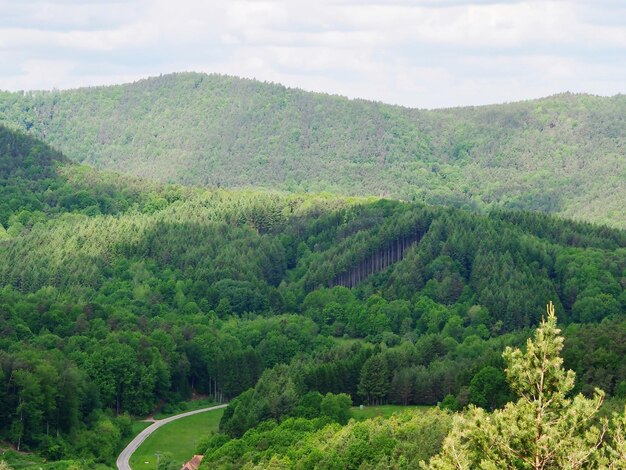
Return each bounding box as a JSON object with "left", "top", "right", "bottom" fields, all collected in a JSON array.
[{"left": 181, "top": 455, "right": 203, "bottom": 470}]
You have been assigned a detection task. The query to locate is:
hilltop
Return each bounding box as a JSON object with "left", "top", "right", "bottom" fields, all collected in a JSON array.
[{"left": 0, "top": 72, "right": 624, "bottom": 227}]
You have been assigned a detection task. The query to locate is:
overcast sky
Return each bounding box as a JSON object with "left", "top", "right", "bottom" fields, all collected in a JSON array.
[{"left": 0, "top": 0, "right": 624, "bottom": 108}]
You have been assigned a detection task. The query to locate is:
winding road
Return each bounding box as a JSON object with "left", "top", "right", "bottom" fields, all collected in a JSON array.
[{"left": 116, "top": 404, "right": 228, "bottom": 470}]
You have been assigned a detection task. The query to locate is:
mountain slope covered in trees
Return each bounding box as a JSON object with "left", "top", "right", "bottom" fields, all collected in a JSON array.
[
  {"left": 1, "top": 73, "right": 625, "bottom": 228},
  {"left": 1, "top": 126, "right": 626, "bottom": 462},
  {"left": 0, "top": 116, "right": 625, "bottom": 468},
  {"left": 0, "top": 124, "right": 191, "bottom": 235}
]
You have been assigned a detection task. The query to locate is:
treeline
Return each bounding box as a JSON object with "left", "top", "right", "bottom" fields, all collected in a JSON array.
[
  {"left": 1, "top": 73, "right": 625, "bottom": 227},
  {"left": 218, "top": 309, "right": 626, "bottom": 439},
  {"left": 0, "top": 283, "right": 330, "bottom": 464},
  {"left": 203, "top": 409, "right": 453, "bottom": 469},
  {"left": 201, "top": 309, "right": 626, "bottom": 469}
]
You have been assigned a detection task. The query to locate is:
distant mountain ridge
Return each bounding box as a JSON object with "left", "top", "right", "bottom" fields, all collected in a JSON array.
[{"left": 0, "top": 72, "right": 624, "bottom": 227}]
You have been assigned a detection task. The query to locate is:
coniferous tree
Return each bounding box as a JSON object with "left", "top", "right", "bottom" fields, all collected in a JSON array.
[
  {"left": 358, "top": 355, "right": 389, "bottom": 405},
  {"left": 427, "top": 302, "right": 607, "bottom": 469},
  {"left": 599, "top": 408, "right": 626, "bottom": 468}
]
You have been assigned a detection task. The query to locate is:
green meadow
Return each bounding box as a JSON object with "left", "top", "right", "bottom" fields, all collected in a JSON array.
[{"left": 129, "top": 409, "right": 224, "bottom": 470}]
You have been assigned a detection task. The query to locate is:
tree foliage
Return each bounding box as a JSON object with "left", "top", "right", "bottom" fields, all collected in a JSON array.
[
  {"left": 1, "top": 74, "right": 625, "bottom": 227},
  {"left": 0, "top": 126, "right": 624, "bottom": 465},
  {"left": 427, "top": 303, "right": 619, "bottom": 469},
  {"left": 203, "top": 409, "right": 452, "bottom": 469}
]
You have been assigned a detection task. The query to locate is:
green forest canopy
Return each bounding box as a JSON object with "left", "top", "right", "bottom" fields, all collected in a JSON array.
[
  {"left": 0, "top": 101, "right": 625, "bottom": 468},
  {"left": 0, "top": 73, "right": 625, "bottom": 228},
  {"left": 199, "top": 306, "right": 626, "bottom": 469}
]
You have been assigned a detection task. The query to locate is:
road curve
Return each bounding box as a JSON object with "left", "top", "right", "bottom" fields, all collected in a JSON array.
[{"left": 116, "top": 404, "right": 228, "bottom": 470}]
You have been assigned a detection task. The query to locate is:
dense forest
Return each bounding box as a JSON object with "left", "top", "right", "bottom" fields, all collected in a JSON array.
[
  {"left": 200, "top": 308, "right": 626, "bottom": 469},
  {"left": 0, "top": 73, "right": 625, "bottom": 228},
  {"left": 0, "top": 126, "right": 624, "bottom": 468}
]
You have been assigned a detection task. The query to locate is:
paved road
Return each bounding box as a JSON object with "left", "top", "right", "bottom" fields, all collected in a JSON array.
[{"left": 116, "top": 404, "right": 228, "bottom": 470}]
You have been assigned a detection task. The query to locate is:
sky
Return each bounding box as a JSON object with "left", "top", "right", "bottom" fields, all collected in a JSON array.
[{"left": 0, "top": 0, "right": 625, "bottom": 109}]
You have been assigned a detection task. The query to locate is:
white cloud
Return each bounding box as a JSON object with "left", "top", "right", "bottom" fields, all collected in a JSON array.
[{"left": 0, "top": 0, "right": 624, "bottom": 107}]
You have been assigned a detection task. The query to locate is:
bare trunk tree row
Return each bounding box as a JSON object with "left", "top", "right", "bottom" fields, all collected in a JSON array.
[{"left": 329, "top": 230, "right": 423, "bottom": 288}]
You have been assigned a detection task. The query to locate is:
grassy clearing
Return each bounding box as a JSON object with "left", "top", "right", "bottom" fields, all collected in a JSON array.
[
  {"left": 350, "top": 405, "right": 432, "bottom": 421},
  {"left": 129, "top": 408, "right": 224, "bottom": 470},
  {"left": 153, "top": 397, "right": 216, "bottom": 419}
]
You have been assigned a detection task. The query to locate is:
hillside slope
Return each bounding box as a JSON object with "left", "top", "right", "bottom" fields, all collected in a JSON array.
[
  {"left": 1, "top": 128, "right": 625, "bottom": 464},
  {"left": 0, "top": 124, "right": 188, "bottom": 232},
  {"left": 0, "top": 73, "right": 624, "bottom": 227}
]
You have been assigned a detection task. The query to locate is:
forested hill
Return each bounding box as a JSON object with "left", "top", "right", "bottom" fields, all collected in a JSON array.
[
  {"left": 1, "top": 127, "right": 625, "bottom": 466},
  {"left": 0, "top": 124, "right": 66, "bottom": 178},
  {"left": 0, "top": 124, "right": 192, "bottom": 234},
  {"left": 1, "top": 73, "right": 625, "bottom": 228}
]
